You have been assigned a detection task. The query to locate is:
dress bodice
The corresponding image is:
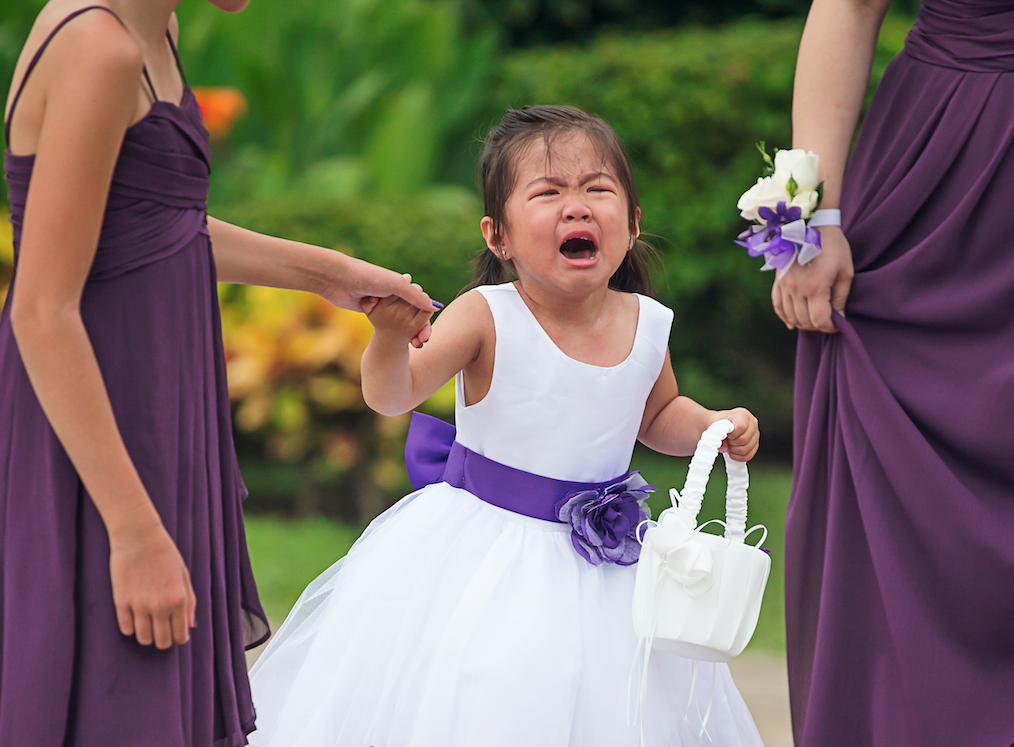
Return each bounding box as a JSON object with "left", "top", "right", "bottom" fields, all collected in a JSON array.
[
  {"left": 906, "top": 0, "right": 1014, "bottom": 71},
  {"left": 4, "top": 88, "right": 210, "bottom": 282},
  {"left": 454, "top": 283, "right": 673, "bottom": 483}
]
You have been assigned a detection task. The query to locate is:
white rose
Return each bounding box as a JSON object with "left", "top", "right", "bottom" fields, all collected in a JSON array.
[
  {"left": 773, "top": 149, "right": 820, "bottom": 195},
  {"left": 737, "top": 176, "right": 791, "bottom": 222},
  {"left": 790, "top": 190, "right": 819, "bottom": 219}
]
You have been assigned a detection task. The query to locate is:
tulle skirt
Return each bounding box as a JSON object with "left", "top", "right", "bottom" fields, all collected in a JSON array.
[{"left": 248, "top": 483, "right": 764, "bottom": 746}]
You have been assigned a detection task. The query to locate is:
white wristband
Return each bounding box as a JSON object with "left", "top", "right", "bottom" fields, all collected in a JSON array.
[{"left": 808, "top": 209, "right": 841, "bottom": 227}]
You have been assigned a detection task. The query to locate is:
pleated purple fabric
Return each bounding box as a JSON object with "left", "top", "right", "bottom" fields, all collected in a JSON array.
[
  {"left": 786, "top": 1, "right": 1014, "bottom": 745},
  {"left": 0, "top": 12, "right": 269, "bottom": 747}
]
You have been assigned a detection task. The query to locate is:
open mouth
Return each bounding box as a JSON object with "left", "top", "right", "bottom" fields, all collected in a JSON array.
[{"left": 560, "top": 237, "right": 597, "bottom": 261}]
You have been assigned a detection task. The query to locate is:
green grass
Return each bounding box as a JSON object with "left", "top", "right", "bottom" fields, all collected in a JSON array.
[
  {"left": 244, "top": 515, "right": 363, "bottom": 621},
  {"left": 244, "top": 452, "right": 791, "bottom": 652}
]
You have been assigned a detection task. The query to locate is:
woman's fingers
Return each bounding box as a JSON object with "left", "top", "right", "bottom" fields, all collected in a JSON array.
[
  {"left": 133, "top": 611, "right": 154, "bottom": 647},
  {"left": 115, "top": 601, "right": 135, "bottom": 637},
  {"left": 771, "top": 282, "right": 793, "bottom": 329},
  {"left": 170, "top": 608, "right": 190, "bottom": 646}
]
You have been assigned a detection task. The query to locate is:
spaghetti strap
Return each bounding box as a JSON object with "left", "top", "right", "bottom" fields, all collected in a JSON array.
[
  {"left": 3, "top": 5, "right": 156, "bottom": 147},
  {"left": 166, "top": 29, "right": 189, "bottom": 88},
  {"left": 141, "top": 67, "right": 159, "bottom": 103}
]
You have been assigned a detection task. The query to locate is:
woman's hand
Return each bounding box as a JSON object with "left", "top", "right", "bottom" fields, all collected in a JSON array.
[
  {"left": 771, "top": 223, "right": 855, "bottom": 334},
  {"left": 109, "top": 519, "right": 196, "bottom": 649},
  {"left": 708, "top": 408, "right": 760, "bottom": 462}
]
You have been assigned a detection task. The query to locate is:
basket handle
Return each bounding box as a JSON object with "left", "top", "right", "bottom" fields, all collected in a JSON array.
[{"left": 670, "top": 420, "right": 750, "bottom": 541}]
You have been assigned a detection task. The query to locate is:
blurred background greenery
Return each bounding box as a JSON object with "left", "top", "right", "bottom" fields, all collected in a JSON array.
[{"left": 1, "top": 0, "right": 916, "bottom": 649}]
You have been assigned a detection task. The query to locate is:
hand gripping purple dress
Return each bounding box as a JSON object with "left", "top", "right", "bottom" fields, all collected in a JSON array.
[
  {"left": 786, "top": 1, "right": 1014, "bottom": 745},
  {"left": 0, "top": 7, "right": 268, "bottom": 746}
]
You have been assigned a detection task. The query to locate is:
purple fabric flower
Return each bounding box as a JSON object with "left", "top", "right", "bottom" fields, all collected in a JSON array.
[
  {"left": 554, "top": 473, "right": 653, "bottom": 566},
  {"left": 736, "top": 200, "right": 822, "bottom": 273}
]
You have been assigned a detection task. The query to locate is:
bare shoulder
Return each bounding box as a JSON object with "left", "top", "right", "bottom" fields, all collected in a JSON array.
[
  {"left": 45, "top": 8, "right": 142, "bottom": 81},
  {"left": 169, "top": 12, "right": 180, "bottom": 44},
  {"left": 429, "top": 289, "right": 494, "bottom": 360}
]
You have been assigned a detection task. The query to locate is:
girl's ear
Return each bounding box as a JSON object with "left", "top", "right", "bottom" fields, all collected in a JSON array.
[{"left": 480, "top": 216, "right": 510, "bottom": 260}]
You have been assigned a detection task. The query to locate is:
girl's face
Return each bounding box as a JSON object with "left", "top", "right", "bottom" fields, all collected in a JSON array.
[{"left": 483, "top": 132, "right": 639, "bottom": 299}]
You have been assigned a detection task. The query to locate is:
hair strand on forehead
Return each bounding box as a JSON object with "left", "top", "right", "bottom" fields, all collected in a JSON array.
[{"left": 467, "top": 105, "right": 656, "bottom": 296}]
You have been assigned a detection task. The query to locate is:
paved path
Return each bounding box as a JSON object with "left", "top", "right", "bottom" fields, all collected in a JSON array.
[
  {"left": 249, "top": 636, "right": 793, "bottom": 746},
  {"left": 729, "top": 653, "right": 794, "bottom": 747}
]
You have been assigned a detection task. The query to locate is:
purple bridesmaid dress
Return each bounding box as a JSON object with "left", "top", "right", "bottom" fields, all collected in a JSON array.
[
  {"left": 786, "top": 1, "right": 1014, "bottom": 745},
  {"left": 0, "top": 7, "right": 268, "bottom": 746}
]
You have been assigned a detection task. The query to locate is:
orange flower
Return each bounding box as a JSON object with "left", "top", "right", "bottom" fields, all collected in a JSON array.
[{"left": 192, "top": 86, "right": 248, "bottom": 140}]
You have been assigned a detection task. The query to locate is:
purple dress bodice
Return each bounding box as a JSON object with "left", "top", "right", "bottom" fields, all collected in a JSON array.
[
  {"left": 5, "top": 88, "right": 211, "bottom": 280},
  {"left": 906, "top": 0, "right": 1014, "bottom": 71}
]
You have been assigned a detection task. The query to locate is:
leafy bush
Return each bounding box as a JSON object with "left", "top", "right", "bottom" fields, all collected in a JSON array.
[
  {"left": 176, "top": 0, "right": 496, "bottom": 205},
  {"left": 481, "top": 17, "right": 912, "bottom": 455}
]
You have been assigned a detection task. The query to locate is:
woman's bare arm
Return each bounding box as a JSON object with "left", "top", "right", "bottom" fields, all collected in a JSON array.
[
  {"left": 772, "top": 0, "right": 892, "bottom": 333},
  {"left": 207, "top": 217, "right": 438, "bottom": 318},
  {"left": 9, "top": 13, "right": 195, "bottom": 649}
]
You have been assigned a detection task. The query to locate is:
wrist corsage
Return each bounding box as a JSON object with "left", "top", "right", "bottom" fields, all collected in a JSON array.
[{"left": 735, "top": 144, "right": 838, "bottom": 276}]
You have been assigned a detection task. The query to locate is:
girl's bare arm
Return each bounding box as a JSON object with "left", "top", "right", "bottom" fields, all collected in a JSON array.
[
  {"left": 638, "top": 351, "right": 759, "bottom": 461},
  {"left": 772, "top": 0, "right": 892, "bottom": 333},
  {"left": 9, "top": 14, "right": 194, "bottom": 650},
  {"left": 361, "top": 290, "right": 492, "bottom": 417}
]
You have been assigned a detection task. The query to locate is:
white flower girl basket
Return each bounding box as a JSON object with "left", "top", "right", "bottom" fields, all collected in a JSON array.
[{"left": 632, "top": 419, "right": 771, "bottom": 663}]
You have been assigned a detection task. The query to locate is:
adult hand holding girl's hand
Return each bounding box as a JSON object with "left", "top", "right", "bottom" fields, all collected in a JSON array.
[
  {"left": 322, "top": 254, "right": 438, "bottom": 347},
  {"left": 772, "top": 225, "right": 854, "bottom": 333},
  {"left": 109, "top": 518, "right": 196, "bottom": 650},
  {"left": 365, "top": 286, "right": 436, "bottom": 350},
  {"left": 708, "top": 408, "right": 760, "bottom": 462}
]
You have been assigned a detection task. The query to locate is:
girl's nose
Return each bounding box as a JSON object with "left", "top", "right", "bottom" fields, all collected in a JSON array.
[{"left": 563, "top": 197, "right": 592, "bottom": 221}]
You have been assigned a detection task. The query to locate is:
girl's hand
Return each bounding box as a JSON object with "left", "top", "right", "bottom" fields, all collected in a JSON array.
[
  {"left": 365, "top": 291, "right": 435, "bottom": 350},
  {"left": 708, "top": 408, "right": 760, "bottom": 462},
  {"left": 771, "top": 226, "right": 854, "bottom": 333},
  {"left": 109, "top": 520, "right": 196, "bottom": 649}
]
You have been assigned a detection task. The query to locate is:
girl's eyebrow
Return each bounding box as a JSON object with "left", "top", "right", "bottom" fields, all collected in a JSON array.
[{"left": 525, "top": 172, "right": 618, "bottom": 188}]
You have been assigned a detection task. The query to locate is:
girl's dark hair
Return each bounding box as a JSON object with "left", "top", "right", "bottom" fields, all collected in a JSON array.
[{"left": 469, "top": 105, "right": 656, "bottom": 296}]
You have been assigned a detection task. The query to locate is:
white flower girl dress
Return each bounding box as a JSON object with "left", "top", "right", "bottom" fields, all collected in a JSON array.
[{"left": 247, "top": 283, "right": 764, "bottom": 746}]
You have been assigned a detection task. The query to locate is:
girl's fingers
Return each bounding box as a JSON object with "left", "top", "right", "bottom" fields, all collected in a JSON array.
[{"left": 360, "top": 296, "right": 379, "bottom": 315}]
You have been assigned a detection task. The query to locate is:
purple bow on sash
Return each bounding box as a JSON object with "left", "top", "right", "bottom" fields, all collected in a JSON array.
[{"left": 404, "top": 413, "right": 651, "bottom": 564}]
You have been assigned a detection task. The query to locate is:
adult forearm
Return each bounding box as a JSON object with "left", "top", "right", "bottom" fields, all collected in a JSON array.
[
  {"left": 793, "top": 0, "right": 891, "bottom": 207},
  {"left": 207, "top": 216, "right": 346, "bottom": 296},
  {"left": 11, "top": 311, "right": 162, "bottom": 537}
]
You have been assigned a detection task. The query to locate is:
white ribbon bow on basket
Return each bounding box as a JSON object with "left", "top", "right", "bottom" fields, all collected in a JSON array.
[{"left": 628, "top": 419, "right": 771, "bottom": 742}]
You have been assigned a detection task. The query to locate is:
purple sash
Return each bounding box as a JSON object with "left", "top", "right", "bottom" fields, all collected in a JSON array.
[
  {"left": 405, "top": 413, "right": 652, "bottom": 567},
  {"left": 405, "top": 412, "right": 633, "bottom": 523}
]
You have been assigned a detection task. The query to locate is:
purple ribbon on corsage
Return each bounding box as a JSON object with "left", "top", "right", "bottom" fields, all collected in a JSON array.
[
  {"left": 736, "top": 201, "right": 822, "bottom": 275},
  {"left": 404, "top": 412, "right": 650, "bottom": 565},
  {"left": 555, "top": 474, "right": 654, "bottom": 566}
]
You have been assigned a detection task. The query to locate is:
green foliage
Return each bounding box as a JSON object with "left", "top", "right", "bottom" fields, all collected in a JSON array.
[
  {"left": 176, "top": 0, "right": 496, "bottom": 204},
  {"left": 482, "top": 17, "right": 912, "bottom": 455}
]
